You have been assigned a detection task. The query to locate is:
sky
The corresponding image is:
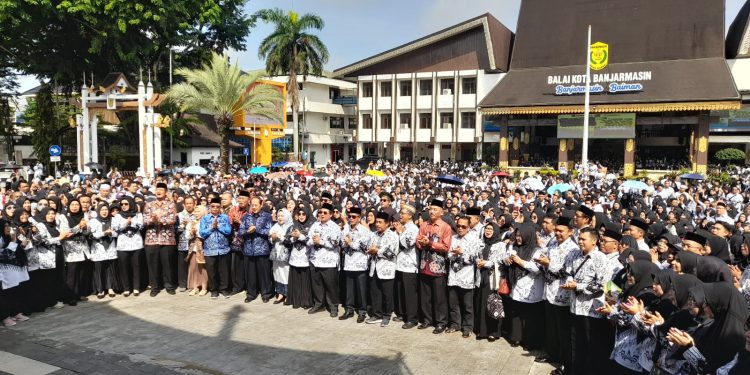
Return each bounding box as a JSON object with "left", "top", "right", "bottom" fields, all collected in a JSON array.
[{"left": 15, "top": 0, "right": 748, "bottom": 91}]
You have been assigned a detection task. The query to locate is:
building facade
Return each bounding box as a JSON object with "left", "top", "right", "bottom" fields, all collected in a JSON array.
[{"left": 334, "top": 14, "right": 513, "bottom": 162}]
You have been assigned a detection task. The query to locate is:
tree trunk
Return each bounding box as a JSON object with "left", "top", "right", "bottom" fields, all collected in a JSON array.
[
  {"left": 288, "top": 69, "right": 300, "bottom": 162},
  {"left": 217, "top": 116, "right": 230, "bottom": 174}
]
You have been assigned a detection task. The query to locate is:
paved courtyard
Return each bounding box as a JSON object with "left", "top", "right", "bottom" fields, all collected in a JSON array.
[{"left": 0, "top": 292, "right": 555, "bottom": 375}]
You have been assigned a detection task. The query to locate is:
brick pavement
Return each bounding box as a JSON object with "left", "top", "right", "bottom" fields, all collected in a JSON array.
[{"left": 0, "top": 292, "right": 555, "bottom": 375}]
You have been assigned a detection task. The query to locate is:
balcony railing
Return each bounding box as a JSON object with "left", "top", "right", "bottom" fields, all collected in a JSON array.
[{"left": 332, "top": 96, "right": 357, "bottom": 105}]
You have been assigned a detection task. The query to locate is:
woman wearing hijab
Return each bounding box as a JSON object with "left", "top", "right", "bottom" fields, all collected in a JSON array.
[
  {"left": 285, "top": 206, "right": 314, "bottom": 309},
  {"left": 474, "top": 222, "right": 504, "bottom": 341},
  {"left": 1, "top": 203, "right": 16, "bottom": 225},
  {"left": 667, "top": 282, "right": 749, "bottom": 374},
  {"left": 0, "top": 218, "right": 30, "bottom": 327},
  {"left": 269, "top": 208, "right": 293, "bottom": 304},
  {"left": 597, "top": 260, "right": 659, "bottom": 375},
  {"left": 186, "top": 204, "right": 208, "bottom": 296},
  {"left": 111, "top": 196, "right": 144, "bottom": 297},
  {"left": 673, "top": 251, "right": 699, "bottom": 276},
  {"left": 696, "top": 255, "right": 733, "bottom": 284},
  {"left": 89, "top": 204, "right": 118, "bottom": 299},
  {"left": 60, "top": 198, "right": 92, "bottom": 304},
  {"left": 705, "top": 233, "right": 732, "bottom": 264},
  {"left": 30, "top": 207, "right": 70, "bottom": 308},
  {"left": 504, "top": 223, "right": 545, "bottom": 350}
]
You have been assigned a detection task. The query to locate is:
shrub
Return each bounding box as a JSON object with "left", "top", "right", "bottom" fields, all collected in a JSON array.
[{"left": 714, "top": 148, "right": 746, "bottom": 165}]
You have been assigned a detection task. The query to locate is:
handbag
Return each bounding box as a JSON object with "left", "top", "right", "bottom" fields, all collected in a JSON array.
[
  {"left": 487, "top": 293, "right": 505, "bottom": 319},
  {"left": 195, "top": 250, "right": 206, "bottom": 264},
  {"left": 498, "top": 278, "right": 510, "bottom": 295}
]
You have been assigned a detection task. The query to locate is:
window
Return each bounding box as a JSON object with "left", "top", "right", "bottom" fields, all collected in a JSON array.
[
  {"left": 298, "top": 83, "right": 304, "bottom": 91},
  {"left": 419, "top": 113, "right": 432, "bottom": 129},
  {"left": 440, "top": 79, "right": 454, "bottom": 95},
  {"left": 286, "top": 114, "right": 304, "bottom": 123},
  {"left": 400, "top": 81, "right": 411, "bottom": 96},
  {"left": 348, "top": 117, "right": 357, "bottom": 129},
  {"left": 440, "top": 112, "right": 453, "bottom": 128},
  {"left": 462, "top": 77, "right": 476, "bottom": 94},
  {"left": 329, "top": 87, "right": 340, "bottom": 99},
  {"left": 380, "top": 82, "right": 392, "bottom": 97},
  {"left": 460, "top": 112, "right": 476, "bottom": 128},
  {"left": 399, "top": 113, "right": 411, "bottom": 128},
  {"left": 419, "top": 80, "right": 432, "bottom": 96},
  {"left": 362, "top": 114, "right": 373, "bottom": 129},
  {"left": 380, "top": 113, "right": 392, "bottom": 129},
  {"left": 330, "top": 117, "right": 344, "bottom": 129},
  {"left": 362, "top": 82, "right": 373, "bottom": 98}
]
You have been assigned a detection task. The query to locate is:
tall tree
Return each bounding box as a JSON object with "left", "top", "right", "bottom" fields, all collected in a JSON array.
[
  {"left": 256, "top": 8, "right": 329, "bottom": 161},
  {"left": 0, "top": 0, "right": 254, "bottom": 90},
  {"left": 166, "top": 53, "right": 282, "bottom": 174},
  {"left": 21, "top": 83, "right": 74, "bottom": 168}
]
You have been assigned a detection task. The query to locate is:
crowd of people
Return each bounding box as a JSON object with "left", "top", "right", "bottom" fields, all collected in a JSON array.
[{"left": 1, "top": 159, "right": 750, "bottom": 375}]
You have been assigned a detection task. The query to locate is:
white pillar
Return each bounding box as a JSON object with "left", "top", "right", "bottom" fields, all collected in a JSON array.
[
  {"left": 433, "top": 143, "right": 441, "bottom": 162},
  {"left": 392, "top": 142, "right": 401, "bottom": 161},
  {"left": 356, "top": 143, "right": 364, "bottom": 159},
  {"left": 78, "top": 84, "right": 89, "bottom": 173},
  {"left": 146, "top": 107, "right": 155, "bottom": 177},
  {"left": 137, "top": 80, "right": 147, "bottom": 175}
]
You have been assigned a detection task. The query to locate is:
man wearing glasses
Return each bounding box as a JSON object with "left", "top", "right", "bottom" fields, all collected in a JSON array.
[
  {"left": 340, "top": 206, "right": 372, "bottom": 322},
  {"left": 446, "top": 216, "right": 481, "bottom": 338},
  {"left": 307, "top": 202, "right": 342, "bottom": 317},
  {"left": 394, "top": 204, "right": 420, "bottom": 329},
  {"left": 199, "top": 198, "right": 232, "bottom": 299},
  {"left": 366, "top": 211, "right": 400, "bottom": 327}
]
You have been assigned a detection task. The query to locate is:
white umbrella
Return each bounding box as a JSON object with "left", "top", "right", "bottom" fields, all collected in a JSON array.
[
  {"left": 183, "top": 165, "right": 208, "bottom": 175},
  {"left": 522, "top": 178, "right": 545, "bottom": 191}
]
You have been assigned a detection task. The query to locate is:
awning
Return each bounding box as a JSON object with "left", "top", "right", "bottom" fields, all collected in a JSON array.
[{"left": 479, "top": 58, "right": 741, "bottom": 114}]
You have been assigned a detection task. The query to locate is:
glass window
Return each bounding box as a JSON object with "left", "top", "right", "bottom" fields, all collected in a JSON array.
[
  {"left": 330, "top": 117, "right": 344, "bottom": 129},
  {"left": 462, "top": 77, "right": 476, "bottom": 94},
  {"left": 380, "top": 113, "right": 392, "bottom": 129},
  {"left": 419, "top": 80, "right": 432, "bottom": 96},
  {"left": 419, "top": 113, "right": 431, "bottom": 129},
  {"left": 361, "top": 82, "right": 373, "bottom": 98},
  {"left": 460, "top": 112, "right": 476, "bottom": 128},
  {"left": 348, "top": 117, "right": 357, "bottom": 129},
  {"left": 362, "top": 114, "right": 373, "bottom": 129},
  {"left": 439, "top": 79, "right": 454, "bottom": 94},
  {"left": 399, "top": 113, "right": 411, "bottom": 128},
  {"left": 400, "top": 81, "right": 411, "bottom": 96},
  {"left": 440, "top": 112, "right": 453, "bottom": 128},
  {"left": 380, "top": 82, "right": 392, "bottom": 97}
]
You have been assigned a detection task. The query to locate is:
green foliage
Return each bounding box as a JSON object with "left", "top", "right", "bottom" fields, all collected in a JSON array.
[
  {"left": 21, "top": 83, "right": 75, "bottom": 167},
  {"left": 714, "top": 148, "right": 746, "bottom": 164},
  {"left": 708, "top": 171, "right": 731, "bottom": 185},
  {"left": 538, "top": 167, "right": 559, "bottom": 176},
  {"left": 166, "top": 53, "right": 283, "bottom": 174},
  {"left": 0, "top": 0, "right": 253, "bottom": 89}
]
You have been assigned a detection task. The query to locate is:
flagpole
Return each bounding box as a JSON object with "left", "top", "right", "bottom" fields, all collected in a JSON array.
[{"left": 582, "top": 25, "right": 592, "bottom": 179}]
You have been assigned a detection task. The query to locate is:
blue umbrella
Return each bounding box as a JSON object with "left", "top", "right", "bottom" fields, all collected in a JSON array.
[
  {"left": 436, "top": 175, "right": 465, "bottom": 185},
  {"left": 547, "top": 183, "right": 572, "bottom": 195},
  {"left": 271, "top": 161, "right": 288, "bottom": 168},
  {"left": 679, "top": 173, "right": 705, "bottom": 180},
  {"left": 622, "top": 180, "right": 650, "bottom": 190},
  {"left": 249, "top": 166, "right": 269, "bottom": 175}
]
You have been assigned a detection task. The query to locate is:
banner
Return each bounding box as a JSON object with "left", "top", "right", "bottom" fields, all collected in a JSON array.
[{"left": 557, "top": 113, "right": 636, "bottom": 139}]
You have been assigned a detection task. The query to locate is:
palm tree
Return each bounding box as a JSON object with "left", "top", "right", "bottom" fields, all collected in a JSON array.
[
  {"left": 256, "top": 8, "right": 329, "bottom": 161},
  {"left": 166, "top": 53, "right": 282, "bottom": 174}
]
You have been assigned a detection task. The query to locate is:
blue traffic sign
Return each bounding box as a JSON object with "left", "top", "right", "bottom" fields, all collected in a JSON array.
[
  {"left": 49, "top": 145, "right": 62, "bottom": 156},
  {"left": 242, "top": 148, "right": 250, "bottom": 156}
]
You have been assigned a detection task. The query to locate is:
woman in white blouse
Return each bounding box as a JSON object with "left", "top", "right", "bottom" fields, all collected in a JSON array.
[
  {"left": 504, "top": 223, "right": 545, "bottom": 350},
  {"left": 111, "top": 197, "right": 144, "bottom": 297},
  {"left": 89, "top": 204, "right": 118, "bottom": 298}
]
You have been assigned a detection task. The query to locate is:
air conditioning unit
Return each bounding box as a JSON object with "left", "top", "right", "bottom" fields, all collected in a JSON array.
[
  {"left": 352, "top": 130, "right": 357, "bottom": 137},
  {"left": 338, "top": 130, "right": 344, "bottom": 135},
  {"left": 442, "top": 89, "right": 452, "bottom": 95},
  {"left": 442, "top": 123, "right": 452, "bottom": 128},
  {"left": 322, "top": 116, "right": 328, "bottom": 121}
]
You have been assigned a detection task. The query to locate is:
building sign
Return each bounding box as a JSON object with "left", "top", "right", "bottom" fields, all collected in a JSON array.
[
  {"left": 548, "top": 71, "right": 652, "bottom": 96},
  {"left": 557, "top": 113, "right": 636, "bottom": 139},
  {"left": 590, "top": 42, "right": 609, "bottom": 71}
]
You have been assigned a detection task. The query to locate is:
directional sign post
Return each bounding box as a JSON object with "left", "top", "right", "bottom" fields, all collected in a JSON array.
[
  {"left": 243, "top": 147, "right": 249, "bottom": 166},
  {"left": 49, "top": 145, "right": 62, "bottom": 177}
]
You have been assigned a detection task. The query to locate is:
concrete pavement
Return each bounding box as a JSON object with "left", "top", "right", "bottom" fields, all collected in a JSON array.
[{"left": 0, "top": 292, "right": 555, "bottom": 375}]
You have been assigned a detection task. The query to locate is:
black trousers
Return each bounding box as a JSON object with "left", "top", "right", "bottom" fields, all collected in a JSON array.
[
  {"left": 344, "top": 270, "right": 368, "bottom": 315},
  {"left": 509, "top": 300, "right": 545, "bottom": 350},
  {"left": 145, "top": 245, "right": 177, "bottom": 291},
  {"left": 571, "top": 315, "right": 614, "bottom": 375},
  {"left": 310, "top": 265, "right": 339, "bottom": 309},
  {"left": 92, "top": 260, "right": 118, "bottom": 293},
  {"left": 245, "top": 255, "right": 274, "bottom": 300},
  {"left": 118, "top": 250, "right": 144, "bottom": 292},
  {"left": 205, "top": 253, "right": 230, "bottom": 293},
  {"left": 177, "top": 251, "right": 189, "bottom": 289},
  {"left": 231, "top": 252, "right": 246, "bottom": 293},
  {"left": 544, "top": 302, "right": 572, "bottom": 368},
  {"left": 369, "top": 275, "right": 394, "bottom": 319},
  {"left": 395, "top": 271, "right": 419, "bottom": 324},
  {"left": 419, "top": 274, "right": 448, "bottom": 326},
  {"left": 448, "top": 286, "right": 474, "bottom": 331},
  {"left": 65, "top": 260, "right": 92, "bottom": 299}
]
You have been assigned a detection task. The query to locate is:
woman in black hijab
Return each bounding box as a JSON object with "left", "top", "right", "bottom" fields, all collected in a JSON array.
[
  {"left": 696, "top": 254, "right": 733, "bottom": 284},
  {"left": 505, "top": 224, "right": 544, "bottom": 350},
  {"left": 89, "top": 204, "right": 118, "bottom": 299},
  {"left": 705, "top": 233, "right": 732, "bottom": 263},
  {"left": 667, "top": 282, "right": 749, "bottom": 374},
  {"left": 673, "top": 251, "right": 699, "bottom": 276},
  {"left": 474, "top": 222, "right": 503, "bottom": 341},
  {"left": 61, "top": 198, "right": 92, "bottom": 303},
  {"left": 285, "top": 206, "right": 314, "bottom": 309}
]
